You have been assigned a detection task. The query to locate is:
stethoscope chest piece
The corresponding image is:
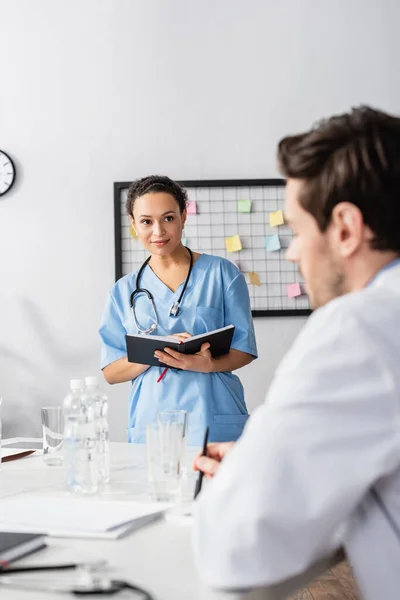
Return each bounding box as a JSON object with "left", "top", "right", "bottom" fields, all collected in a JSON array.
[{"left": 169, "top": 301, "right": 180, "bottom": 317}]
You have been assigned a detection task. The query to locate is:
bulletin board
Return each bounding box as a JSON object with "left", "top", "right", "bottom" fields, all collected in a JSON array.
[{"left": 114, "top": 179, "right": 311, "bottom": 317}]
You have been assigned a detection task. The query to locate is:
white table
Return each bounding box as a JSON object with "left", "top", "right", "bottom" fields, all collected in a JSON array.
[
  {"left": 0, "top": 440, "right": 269, "bottom": 600},
  {"left": 0, "top": 440, "right": 337, "bottom": 600}
]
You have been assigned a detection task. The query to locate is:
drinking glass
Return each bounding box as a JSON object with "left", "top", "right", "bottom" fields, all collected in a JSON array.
[
  {"left": 157, "top": 410, "right": 188, "bottom": 477},
  {"left": 41, "top": 406, "right": 64, "bottom": 465},
  {"left": 146, "top": 420, "right": 184, "bottom": 502}
]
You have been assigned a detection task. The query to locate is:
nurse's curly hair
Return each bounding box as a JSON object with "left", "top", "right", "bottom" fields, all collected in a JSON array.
[
  {"left": 278, "top": 105, "right": 400, "bottom": 253},
  {"left": 126, "top": 175, "right": 188, "bottom": 217}
]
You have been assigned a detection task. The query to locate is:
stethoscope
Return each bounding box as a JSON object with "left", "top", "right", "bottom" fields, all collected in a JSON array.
[
  {"left": 0, "top": 561, "right": 154, "bottom": 597},
  {"left": 130, "top": 247, "right": 193, "bottom": 334}
]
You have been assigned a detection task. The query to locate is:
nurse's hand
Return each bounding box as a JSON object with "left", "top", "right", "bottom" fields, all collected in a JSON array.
[
  {"left": 193, "top": 442, "right": 235, "bottom": 478},
  {"left": 167, "top": 332, "right": 193, "bottom": 343},
  {"left": 154, "top": 342, "right": 213, "bottom": 373}
]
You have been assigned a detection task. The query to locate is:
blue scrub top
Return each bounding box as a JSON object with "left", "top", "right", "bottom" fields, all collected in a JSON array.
[{"left": 99, "top": 254, "right": 258, "bottom": 446}]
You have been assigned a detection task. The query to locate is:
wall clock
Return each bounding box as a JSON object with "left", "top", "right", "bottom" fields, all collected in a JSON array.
[{"left": 0, "top": 150, "right": 16, "bottom": 196}]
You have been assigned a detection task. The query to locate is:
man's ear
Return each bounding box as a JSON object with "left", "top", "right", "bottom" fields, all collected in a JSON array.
[{"left": 331, "top": 202, "right": 364, "bottom": 257}]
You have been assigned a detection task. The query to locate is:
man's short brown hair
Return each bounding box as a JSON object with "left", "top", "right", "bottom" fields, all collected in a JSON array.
[{"left": 278, "top": 106, "right": 400, "bottom": 253}]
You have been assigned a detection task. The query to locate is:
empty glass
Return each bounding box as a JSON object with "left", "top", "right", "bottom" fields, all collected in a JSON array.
[
  {"left": 41, "top": 406, "right": 64, "bottom": 465},
  {"left": 157, "top": 410, "right": 188, "bottom": 477},
  {"left": 146, "top": 420, "right": 184, "bottom": 502}
]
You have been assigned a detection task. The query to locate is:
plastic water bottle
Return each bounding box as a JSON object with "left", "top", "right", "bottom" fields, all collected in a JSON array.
[
  {"left": 85, "top": 376, "right": 110, "bottom": 483},
  {"left": 63, "top": 379, "right": 84, "bottom": 492},
  {"left": 63, "top": 379, "right": 98, "bottom": 494}
]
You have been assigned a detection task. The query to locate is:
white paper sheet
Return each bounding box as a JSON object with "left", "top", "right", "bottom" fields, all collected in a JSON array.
[{"left": 0, "top": 495, "right": 169, "bottom": 539}]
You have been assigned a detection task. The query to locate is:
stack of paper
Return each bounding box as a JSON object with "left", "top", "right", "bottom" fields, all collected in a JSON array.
[{"left": 0, "top": 495, "right": 169, "bottom": 539}]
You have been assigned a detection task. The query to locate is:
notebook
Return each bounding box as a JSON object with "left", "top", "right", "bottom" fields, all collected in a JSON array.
[
  {"left": 0, "top": 531, "right": 46, "bottom": 565},
  {"left": 126, "top": 324, "right": 235, "bottom": 367}
]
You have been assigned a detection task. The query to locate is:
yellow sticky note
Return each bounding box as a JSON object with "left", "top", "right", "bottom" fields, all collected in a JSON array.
[
  {"left": 129, "top": 226, "right": 138, "bottom": 240},
  {"left": 225, "top": 235, "right": 242, "bottom": 253},
  {"left": 249, "top": 271, "right": 261, "bottom": 286},
  {"left": 269, "top": 210, "right": 284, "bottom": 227}
]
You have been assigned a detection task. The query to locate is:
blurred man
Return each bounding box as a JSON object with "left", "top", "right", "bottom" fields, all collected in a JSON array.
[{"left": 193, "top": 106, "right": 400, "bottom": 600}]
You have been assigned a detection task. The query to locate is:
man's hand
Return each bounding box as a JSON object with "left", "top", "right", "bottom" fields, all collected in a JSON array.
[
  {"left": 193, "top": 442, "right": 235, "bottom": 478},
  {"left": 154, "top": 340, "right": 214, "bottom": 373}
]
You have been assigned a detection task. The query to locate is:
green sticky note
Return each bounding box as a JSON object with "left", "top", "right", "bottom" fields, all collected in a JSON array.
[{"left": 237, "top": 199, "right": 252, "bottom": 213}]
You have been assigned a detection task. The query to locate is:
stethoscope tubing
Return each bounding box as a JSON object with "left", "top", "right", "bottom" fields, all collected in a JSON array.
[{"left": 130, "top": 247, "right": 193, "bottom": 334}]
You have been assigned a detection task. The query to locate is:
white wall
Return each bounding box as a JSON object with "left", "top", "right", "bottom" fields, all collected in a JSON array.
[{"left": 1, "top": 0, "right": 400, "bottom": 439}]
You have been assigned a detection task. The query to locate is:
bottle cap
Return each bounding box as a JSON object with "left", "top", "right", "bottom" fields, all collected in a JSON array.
[
  {"left": 85, "top": 376, "right": 99, "bottom": 387},
  {"left": 70, "top": 378, "right": 85, "bottom": 390}
]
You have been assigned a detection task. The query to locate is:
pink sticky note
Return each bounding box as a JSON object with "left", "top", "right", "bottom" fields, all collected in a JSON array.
[
  {"left": 287, "top": 283, "right": 302, "bottom": 298},
  {"left": 186, "top": 201, "right": 197, "bottom": 215}
]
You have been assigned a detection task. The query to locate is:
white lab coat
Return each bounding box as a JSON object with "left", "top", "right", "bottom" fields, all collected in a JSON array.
[{"left": 193, "top": 262, "right": 400, "bottom": 598}]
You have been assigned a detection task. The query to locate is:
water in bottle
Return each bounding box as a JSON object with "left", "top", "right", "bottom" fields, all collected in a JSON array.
[
  {"left": 85, "top": 376, "right": 110, "bottom": 483},
  {"left": 63, "top": 379, "right": 98, "bottom": 494}
]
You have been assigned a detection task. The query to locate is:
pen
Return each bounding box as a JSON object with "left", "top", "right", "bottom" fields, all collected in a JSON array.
[
  {"left": 194, "top": 426, "right": 210, "bottom": 499},
  {"left": 156, "top": 339, "right": 183, "bottom": 383},
  {"left": 157, "top": 367, "right": 168, "bottom": 383}
]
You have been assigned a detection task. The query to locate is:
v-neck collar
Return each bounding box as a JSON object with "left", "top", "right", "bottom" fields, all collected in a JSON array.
[{"left": 141, "top": 253, "right": 207, "bottom": 303}]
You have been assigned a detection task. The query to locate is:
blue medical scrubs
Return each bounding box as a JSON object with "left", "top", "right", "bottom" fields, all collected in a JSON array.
[{"left": 99, "top": 254, "right": 258, "bottom": 446}]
